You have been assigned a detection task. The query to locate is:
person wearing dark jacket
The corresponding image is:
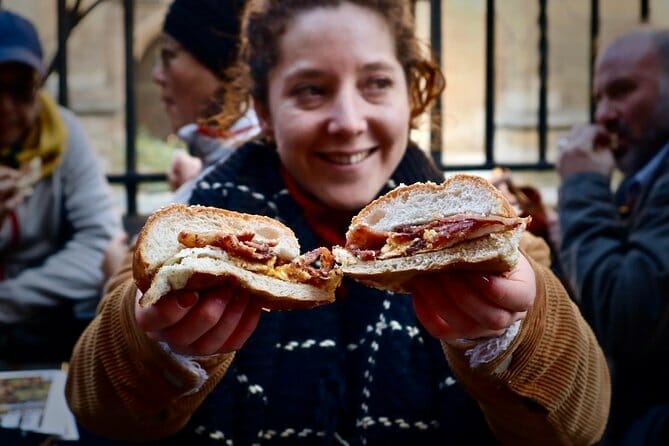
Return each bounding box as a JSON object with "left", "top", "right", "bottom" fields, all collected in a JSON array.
[
  {"left": 66, "top": 1, "right": 610, "bottom": 444},
  {"left": 557, "top": 28, "right": 669, "bottom": 446}
]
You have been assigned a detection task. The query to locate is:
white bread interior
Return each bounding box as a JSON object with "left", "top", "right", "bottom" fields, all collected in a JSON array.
[
  {"left": 334, "top": 174, "right": 525, "bottom": 292},
  {"left": 139, "top": 246, "right": 340, "bottom": 309},
  {"left": 349, "top": 174, "right": 517, "bottom": 233},
  {"left": 133, "top": 204, "right": 340, "bottom": 310},
  {"left": 134, "top": 204, "right": 300, "bottom": 293}
]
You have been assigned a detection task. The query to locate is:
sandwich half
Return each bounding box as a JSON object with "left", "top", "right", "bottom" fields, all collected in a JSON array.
[
  {"left": 134, "top": 204, "right": 342, "bottom": 309},
  {"left": 332, "top": 174, "right": 529, "bottom": 293}
]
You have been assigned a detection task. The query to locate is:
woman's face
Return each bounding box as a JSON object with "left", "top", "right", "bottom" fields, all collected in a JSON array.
[
  {"left": 258, "top": 2, "right": 410, "bottom": 210},
  {"left": 152, "top": 35, "right": 222, "bottom": 132}
]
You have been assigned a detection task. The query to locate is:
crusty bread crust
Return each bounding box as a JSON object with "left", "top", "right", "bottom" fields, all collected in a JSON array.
[
  {"left": 349, "top": 174, "right": 517, "bottom": 234},
  {"left": 133, "top": 204, "right": 340, "bottom": 310},
  {"left": 337, "top": 174, "right": 526, "bottom": 292},
  {"left": 133, "top": 204, "right": 300, "bottom": 293}
]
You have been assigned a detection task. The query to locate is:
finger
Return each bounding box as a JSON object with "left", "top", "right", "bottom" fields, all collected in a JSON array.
[
  {"left": 191, "top": 291, "right": 253, "bottom": 355},
  {"left": 412, "top": 294, "right": 457, "bottom": 340},
  {"left": 411, "top": 275, "right": 484, "bottom": 338},
  {"left": 0, "top": 178, "right": 19, "bottom": 198},
  {"left": 462, "top": 273, "right": 532, "bottom": 313},
  {"left": 135, "top": 289, "right": 200, "bottom": 333},
  {"left": 447, "top": 274, "right": 524, "bottom": 331},
  {"left": 158, "top": 288, "right": 233, "bottom": 347},
  {"left": 476, "top": 255, "right": 536, "bottom": 313},
  {"left": 218, "top": 299, "right": 263, "bottom": 354},
  {"left": 560, "top": 125, "right": 598, "bottom": 152},
  {"left": 0, "top": 166, "right": 20, "bottom": 180}
]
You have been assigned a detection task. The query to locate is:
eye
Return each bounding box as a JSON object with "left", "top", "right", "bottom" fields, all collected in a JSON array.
[
  {"left": 363, "top": 76, "right": 394, "bottom": 100},
  {"left": 290, "top": 83, "right": 327, "bottom": 108},
  {"left": 159, "top": 47, "right": 181, "bottom": 67},
  {"left": 367, "top": 77, "right": 393, "bottom": 90},
  {"left": 607, "top": 79, "right": 636, "bottom": 100},
  {"left": 293, "top": 84, "right": 324, "bottom": 97}
]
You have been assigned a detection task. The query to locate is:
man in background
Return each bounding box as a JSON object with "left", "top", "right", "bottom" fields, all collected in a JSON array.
[
  {"left": 557, "top": 28, "right": 669, "bottom": 445},
  {"left": 0, "top": 9, "right": 122, "bottom": 366}
]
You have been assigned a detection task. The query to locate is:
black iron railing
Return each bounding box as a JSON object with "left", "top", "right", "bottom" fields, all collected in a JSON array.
[{"left": 54, "top": 0, "right": 654, "bottom": 216}]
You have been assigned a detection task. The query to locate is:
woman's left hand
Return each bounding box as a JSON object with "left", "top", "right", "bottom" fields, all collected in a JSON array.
[{"left": 410, "top": 253, "right": 536, "bottom": 342}]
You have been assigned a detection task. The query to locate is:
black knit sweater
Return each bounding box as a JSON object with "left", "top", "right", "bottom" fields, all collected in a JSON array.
[{"left": 172, "top": 141, "right": 498, "bottom": 445}]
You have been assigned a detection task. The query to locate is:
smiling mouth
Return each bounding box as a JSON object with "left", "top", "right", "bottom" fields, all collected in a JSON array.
[{"left": 319, "top": 149, "right": 376, "bottom": 165}]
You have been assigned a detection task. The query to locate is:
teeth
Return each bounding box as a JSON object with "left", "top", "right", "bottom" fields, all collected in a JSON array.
[{"left": 324, "top": 150, "right": 371, "bottom": 165}]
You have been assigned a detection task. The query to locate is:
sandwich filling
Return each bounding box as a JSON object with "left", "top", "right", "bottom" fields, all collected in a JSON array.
[
  {"left": 175, "top": 230, "right": 336, "bottom": 286},
  {"left": 345, "top": 213, "right": 527, "bottom": 261}
]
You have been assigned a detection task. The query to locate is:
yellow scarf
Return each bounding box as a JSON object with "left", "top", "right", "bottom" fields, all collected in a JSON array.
[{"left": 0, "top": 91, "right": 67, "bottom": 180}]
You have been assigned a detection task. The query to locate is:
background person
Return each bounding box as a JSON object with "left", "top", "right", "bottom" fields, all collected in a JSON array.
[
  {"left": 490, "top": 167, "right": 561, "bottom": 273},
  {"left": 67, "top": 1, "right": 610, "bottom": 444},
  {"left": 556, "top": 28, "right": 669, "bottom": 446},
  {"left": 0, "top": 9, "right": 122, "bottom": 366},
  {"left": 98, "top": 0, "right": 258, "bottom": 288},
  {"left": 153, "top": 0, "right": 259, "bottom": 203}
]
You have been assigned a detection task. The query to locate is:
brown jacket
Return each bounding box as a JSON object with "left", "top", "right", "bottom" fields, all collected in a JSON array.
[{"left": 66, "top": 234, "right": 610, "bottom": 444}]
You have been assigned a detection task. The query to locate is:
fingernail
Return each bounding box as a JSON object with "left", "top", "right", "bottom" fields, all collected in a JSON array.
[{"left": 177, "top": 291, "right": 199, "bottom": 308}]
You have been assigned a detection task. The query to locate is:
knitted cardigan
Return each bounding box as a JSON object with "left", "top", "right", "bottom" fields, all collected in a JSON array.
[{"left": 66, "top": 141, "right": 610, "bottom": 445}]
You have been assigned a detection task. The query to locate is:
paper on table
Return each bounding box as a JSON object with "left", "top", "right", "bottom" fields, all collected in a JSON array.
[{"left": 0, "top": 369, "right": 79, "bottom": 441}]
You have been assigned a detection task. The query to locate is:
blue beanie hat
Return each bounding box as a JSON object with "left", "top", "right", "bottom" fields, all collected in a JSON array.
[
  {"left": 163, "top": 0, "right": 245, "bottom": 78},
  {"left": 0, "top": 9, "right": 45, "bottom": 75}
]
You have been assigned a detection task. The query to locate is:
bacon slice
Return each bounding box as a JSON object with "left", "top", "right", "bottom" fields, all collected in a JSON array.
[
  {"left": 178, "top": 231, "right": 278, "bottom": 262},
  {"left": 346, "top": 213, "right": 527, "bottom": 261},
  {"left": 177, "top": 230, "right": 336, "bottom": 286},
  {"left": 271, "top": 247, "right": 336, "bottom": 287}
]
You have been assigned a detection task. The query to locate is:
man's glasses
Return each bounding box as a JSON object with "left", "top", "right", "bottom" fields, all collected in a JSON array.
[
  {"left": 0, "top": 79, "right": 39, "bottom": 103},
  {"left": 158, "top": 46, "right": 183, "bottom": 68}
]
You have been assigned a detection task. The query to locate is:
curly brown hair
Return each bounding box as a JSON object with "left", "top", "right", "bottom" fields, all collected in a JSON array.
[{"left": 205, "top": 0, "right": 445, "bottom": 132}]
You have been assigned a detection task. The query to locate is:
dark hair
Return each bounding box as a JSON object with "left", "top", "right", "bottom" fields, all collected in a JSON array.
[
  {"left": 208, "top": 0, "right": 445, "bottom": 131},
  {"left": 163, "top": 0, "right": 245, "bottom": 78}
]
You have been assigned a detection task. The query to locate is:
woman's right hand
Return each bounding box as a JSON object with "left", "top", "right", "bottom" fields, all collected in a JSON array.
[{"left": 135, "top": 287, "right": 263, "bottom": 356}]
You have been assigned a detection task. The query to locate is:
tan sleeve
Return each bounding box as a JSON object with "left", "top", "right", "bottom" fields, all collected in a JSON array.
[
  {"left": 519, "top": 231, "right": 552, "bottom": 268},
  {"left": 443, "top": 256, "right": 611, "bottom": 445},
  {"left": 65, "top": 249, "right": 234, "bottom": 442}
]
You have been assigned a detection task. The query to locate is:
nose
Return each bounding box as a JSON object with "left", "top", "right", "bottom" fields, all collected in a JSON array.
[
  {"left": 327, "top": 87, "right": 367, "bottom": 136},
  {"left": 594, "top": 96, "right": 619, "bottom": 126}
]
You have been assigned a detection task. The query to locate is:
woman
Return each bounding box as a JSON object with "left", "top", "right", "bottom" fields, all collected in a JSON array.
[
  {"left": 66, "top": 1, "right": 610, "bottom": 444},
  {"left": 153, "top": 0, "right": 259, "bottom": 202}
]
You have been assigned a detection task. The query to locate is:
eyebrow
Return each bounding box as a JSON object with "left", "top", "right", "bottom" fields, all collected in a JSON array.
[
  {"left": 283, "top": 61, "right": 398, "bottom": 81},
  {"left": 359, "top": 61, "right": 398, "bottom": 73}
]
